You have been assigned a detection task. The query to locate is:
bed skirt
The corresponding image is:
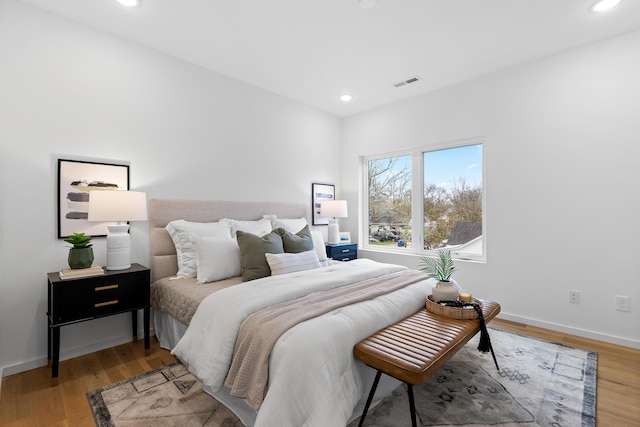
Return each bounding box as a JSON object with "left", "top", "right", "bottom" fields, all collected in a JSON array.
[{"left": 154, "top": 309, "right": 188, "bottom": 350}]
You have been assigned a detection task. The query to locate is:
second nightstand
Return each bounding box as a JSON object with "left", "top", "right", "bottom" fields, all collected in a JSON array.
[{"left": 325, "top": 242, "right": 358, "bottom": 261}]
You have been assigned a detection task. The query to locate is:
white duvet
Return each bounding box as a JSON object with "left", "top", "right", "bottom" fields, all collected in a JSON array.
[{"left": 172, "top": 259, "right": 435, "bottom": 427}]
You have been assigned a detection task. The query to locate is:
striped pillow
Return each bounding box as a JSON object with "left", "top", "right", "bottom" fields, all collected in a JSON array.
[{"left": 265, "top": 250, "right": 321, "bottom": 276}]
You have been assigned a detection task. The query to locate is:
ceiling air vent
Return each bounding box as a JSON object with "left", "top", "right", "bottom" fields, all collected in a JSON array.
[{"left": 393, "top": 76, "right": 421, "bottom": 88}]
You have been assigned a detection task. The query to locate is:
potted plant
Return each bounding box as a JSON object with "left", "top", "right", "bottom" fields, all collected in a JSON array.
[
  {"left": 64, "top": 232, "right": 94, "bottom": 269},
  {"left": 419, "top": 248, "right": 459, "bottom": 302}
]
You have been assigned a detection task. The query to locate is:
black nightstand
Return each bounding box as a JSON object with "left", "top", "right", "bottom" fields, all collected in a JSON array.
[
  {"left": 46, "top": 263, "right": 150, "bottom": 385},
  {"left": 325, "top": 242, "right": 358, "bottom": 261}
]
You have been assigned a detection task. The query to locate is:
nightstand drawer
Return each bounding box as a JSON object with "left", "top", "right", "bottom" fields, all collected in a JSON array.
[
  {"left": 325, "top": 243, "right": 358, "bottom": 261},
  {"left": 50, "top": 268, "right": 149, "bottom": 325}
]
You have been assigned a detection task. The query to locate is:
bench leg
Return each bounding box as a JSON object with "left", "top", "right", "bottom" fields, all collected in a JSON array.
[
  {"left": 407, "top": 384, "right": 417, "bottom": 427},
  {"left": 358, "top": 370, "right": 382, "bottom": 427}
]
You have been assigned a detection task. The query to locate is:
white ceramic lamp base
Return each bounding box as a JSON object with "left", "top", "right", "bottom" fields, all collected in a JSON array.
[
  {"left": 327, "top": 219, "right": 340, "bottom": 244},
  {"left": 106, "top": 224, "right": 131, "bottom": 270}
]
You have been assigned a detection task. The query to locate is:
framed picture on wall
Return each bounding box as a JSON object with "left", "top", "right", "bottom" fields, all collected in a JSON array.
[
  {"left": 57, "top": 159, "right": 129, "bottom": 238},
  {"left": 311, "top": 182, "right": 335, "bottom": 225}
]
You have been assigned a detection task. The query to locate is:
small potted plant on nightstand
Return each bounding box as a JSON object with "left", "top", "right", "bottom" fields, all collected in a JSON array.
[
  {"left": 420, "top": 248, "right": 459, "bottom": 302},
  {"left": 64, "top": 232, "right": 94, "bottom": 269}
]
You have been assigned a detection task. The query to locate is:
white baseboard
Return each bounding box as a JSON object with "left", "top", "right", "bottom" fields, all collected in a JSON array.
[
  {"left": 497, "top": 312, "right": 640, "bottom": 349},
  {"left": 1, "top": 327, "right": 156, "bottom": 378}
]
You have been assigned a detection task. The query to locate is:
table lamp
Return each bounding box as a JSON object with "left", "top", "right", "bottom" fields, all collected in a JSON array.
[
  {"left": 88, "top": 190, "right": 147, "bottom": 270},
  {"left": 321, "top": 200, "right": 348, "bottom": 244}
]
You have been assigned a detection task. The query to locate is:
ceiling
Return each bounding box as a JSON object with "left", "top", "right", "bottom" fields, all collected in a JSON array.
[{"left": 18, "top": 0, "right": 640, "bottom": 117}]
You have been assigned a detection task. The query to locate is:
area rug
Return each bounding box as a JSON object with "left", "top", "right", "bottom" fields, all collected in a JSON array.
[
  {"left": 87, "top": 362, "right": 242, "bottom": 427},
  {"left": 88, "top": 328, "right": 596, "bottom": 427}
]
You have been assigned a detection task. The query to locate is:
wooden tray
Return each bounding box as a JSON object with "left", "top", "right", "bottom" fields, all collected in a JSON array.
[{"left": 425, "top": 295, "right": 483, "bottom": 319}]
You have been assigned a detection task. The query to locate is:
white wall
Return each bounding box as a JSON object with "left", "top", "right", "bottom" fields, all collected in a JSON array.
[
  {"left": 1, "top": 0, "right": 638, "bottom": 380},
  {"left": 342, "top": 30, "right": 640, "bottom": 348},
  {"left": 0, "top": 1, "right": 342, "bottom": 375}
]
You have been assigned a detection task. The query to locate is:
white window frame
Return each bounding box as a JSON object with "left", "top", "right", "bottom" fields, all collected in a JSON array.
[{"left": 361, "top": 138, "right": 486, "bottom": 262}]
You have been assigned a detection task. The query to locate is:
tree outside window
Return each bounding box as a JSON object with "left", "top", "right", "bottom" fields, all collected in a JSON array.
[
  {"left": 368, "top": 155, "right": 412, "bottom": 247},
  {"left": 366, "top": 142, "right": 483, "bottom": 259}
]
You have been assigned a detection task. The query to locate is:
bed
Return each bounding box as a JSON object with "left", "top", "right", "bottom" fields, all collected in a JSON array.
[{"left": 149, "top": 198, "right": 437, "bottom": 427}]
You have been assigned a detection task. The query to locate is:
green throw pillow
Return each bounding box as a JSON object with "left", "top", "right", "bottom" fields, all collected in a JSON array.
[
  {"left": 236, "top": 230, "right": 284, "bottom": 281},
  {"left": 275, "top": 225, "right": 314, "bottom": 253}
]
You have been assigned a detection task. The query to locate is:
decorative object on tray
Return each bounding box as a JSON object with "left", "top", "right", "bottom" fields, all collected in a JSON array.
[
  {"left": 426, "top": 297, "right": 495, "bottom": 356},
  {"left": 458, "top": 290, "right": 473, "bottom": 302},
  {"left": 64, "top": 232, "right": 94, "bottom": 269},
  {"left": 431, "top": 280, "right": 460, "bottom": 302},
  {"left": 59, "top": 265, "right": 104, "bottom": 279},
  {"left": 419, "top": 248, "right": 460, "bottom": 302}
]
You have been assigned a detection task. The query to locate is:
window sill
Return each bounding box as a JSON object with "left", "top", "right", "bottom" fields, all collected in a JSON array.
[{"left": 360, "top": 246, "right": 486, "bottom": 264}]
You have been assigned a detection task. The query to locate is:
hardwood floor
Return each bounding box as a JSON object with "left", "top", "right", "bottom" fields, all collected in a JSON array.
[
  {"left": 1, "top": 320, "right": 638, "bottom": 426},
  {"left": 0, "top": 339, "right": 177, "bottom": 427}
]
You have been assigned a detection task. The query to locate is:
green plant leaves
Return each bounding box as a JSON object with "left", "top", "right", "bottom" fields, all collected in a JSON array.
[
  {"left": 419, "top": 248, "right": 455, "bottom": 281},
  {"left": 64, "top": 232, "right": 93, "bottom": 249}
]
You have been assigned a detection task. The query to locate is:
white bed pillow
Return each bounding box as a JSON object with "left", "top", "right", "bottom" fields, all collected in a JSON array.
[
  {"left": 263, "top": 215, "right": 308, "bottom": 233},
  {"left": 265, "top": 250, "right": 321, "bottom": 276},
  {"left": 221, "top": 218, "right": 273, "bottom": 237},
  {"left": 193, "top": 236, "right": 242, "bottom": 283},
  {"left": 166, "top": 219, "right": 232, "bottom": 278},
  {"left": 310, "top": 230, "right": 328, "bottom": 261}
]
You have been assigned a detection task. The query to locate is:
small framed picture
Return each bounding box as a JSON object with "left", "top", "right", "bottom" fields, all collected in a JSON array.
[
  {"left": 311, "top": 182, "right": 335, "bottom": 225},
  {"left": 57, "top": 159, "right": 129, "bottom": 238},
  {"left": 339, "top": 232, "right": 351, "bottom": 243}
]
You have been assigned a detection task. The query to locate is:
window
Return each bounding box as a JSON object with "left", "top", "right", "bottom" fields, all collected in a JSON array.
[
  {"left": 367, "top": 154, "right": 412, "bottom": 248},
  {"left": 364, "top": 141, "right": 484, "bottom": 260}
]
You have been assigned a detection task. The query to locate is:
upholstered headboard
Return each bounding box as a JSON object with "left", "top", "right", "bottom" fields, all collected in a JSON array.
[{"left": 149, "top": 198, "right": 308, "bottom": 283}]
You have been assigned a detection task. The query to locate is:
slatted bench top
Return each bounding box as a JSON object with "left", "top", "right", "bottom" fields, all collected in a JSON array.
[{"left": 353, "top": 299, "right": 500, "bottom": 385}]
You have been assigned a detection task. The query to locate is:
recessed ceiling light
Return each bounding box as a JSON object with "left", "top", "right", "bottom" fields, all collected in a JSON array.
[
  {"left": 340, "top": 94, "right": 353, "bottom": 103},
  {"left": 358, "top": 0, "right": 377, "bottom": 9},
  {"left": 115, "top": 0, "right": 140, "bottom": 7},
  {"left": 591, "top": 0, "right": 622, "bottom": 12}
]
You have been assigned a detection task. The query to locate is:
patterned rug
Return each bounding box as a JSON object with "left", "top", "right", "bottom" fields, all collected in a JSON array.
[{"left": 87, "top": 328, "right": 596, "bottom": 426}]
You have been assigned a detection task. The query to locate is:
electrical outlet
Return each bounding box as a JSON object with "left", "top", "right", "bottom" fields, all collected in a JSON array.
[
  {"left": 616, "top": 295, "right": 630, "bottom": 312},
  {"left": 569, "top": 290, "right": 580, "bottom": 304}
]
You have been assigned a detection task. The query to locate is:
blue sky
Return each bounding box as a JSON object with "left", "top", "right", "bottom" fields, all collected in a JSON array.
[
  {"left": 424, "top": 144, "right": 482, "bottom": 190},
  {"left": 376, "top": 144, "right": 482, "bottom": 192}
]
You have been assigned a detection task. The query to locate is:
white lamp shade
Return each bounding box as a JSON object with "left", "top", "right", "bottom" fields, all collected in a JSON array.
[
  {"left": 88, "top": 190, "right": 147, "bottom": 270},
  {"left": 320, "top": 200, "right": 348, "bottom": 218},
  {"left": 88, "top": 190, "right": 148, "bottom": 222}
]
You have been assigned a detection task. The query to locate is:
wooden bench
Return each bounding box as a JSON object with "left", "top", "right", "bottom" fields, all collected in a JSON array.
[{"left": 353, "top": 299, "right": 501, "bottom": 427}]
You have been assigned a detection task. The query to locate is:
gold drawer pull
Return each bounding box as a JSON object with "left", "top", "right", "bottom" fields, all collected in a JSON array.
[
  {"left": 95, "top": 284, "right": 118, "bottom": 291},
  {"left": 95, "top": 300, "right": 118, "bottom": 308}
]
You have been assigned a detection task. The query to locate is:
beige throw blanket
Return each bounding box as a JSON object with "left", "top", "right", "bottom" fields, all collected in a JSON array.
[{"left": 224, "top": 269, "right": 428, "bottom": 408}]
